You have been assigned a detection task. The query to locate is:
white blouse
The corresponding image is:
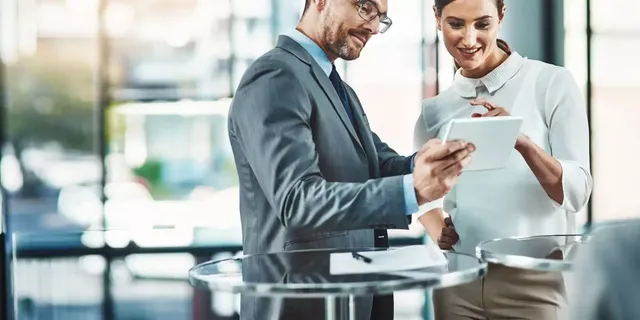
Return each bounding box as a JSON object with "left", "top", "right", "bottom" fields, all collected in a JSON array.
[{"left": 414, "top": 52, "right": 593, "bottom": 255}]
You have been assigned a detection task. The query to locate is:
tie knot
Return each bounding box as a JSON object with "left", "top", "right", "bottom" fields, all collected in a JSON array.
[{"left": 330, "top": 65, "right": 341, "bottom": 83}]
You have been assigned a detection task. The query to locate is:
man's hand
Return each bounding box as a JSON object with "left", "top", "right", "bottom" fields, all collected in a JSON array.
[
  {"left": 437, "top": 217, "right": 459, "bottom": 250},
  {"left": 412, "top": 138, "right": 475, "bottom": 204}
]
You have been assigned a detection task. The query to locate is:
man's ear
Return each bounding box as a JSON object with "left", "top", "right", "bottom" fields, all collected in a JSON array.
[{"left": 433, "top": 6, "right": 442, "bottom": 31}]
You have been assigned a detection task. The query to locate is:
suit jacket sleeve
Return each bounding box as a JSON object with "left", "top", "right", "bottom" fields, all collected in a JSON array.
[
  {"left": 229, "top": 59, "right": 410, "bottom": 233},
  {"left": 371, "top": 132, "right": 414, "bottom": 177}
]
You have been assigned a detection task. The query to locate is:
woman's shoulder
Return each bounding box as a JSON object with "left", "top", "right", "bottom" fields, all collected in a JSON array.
[
  {"left": 523, "top": 58, "right": 577, "bottom": 86},
  {"left": 521, "top": 58, "right": 581, "bottom": 102}
]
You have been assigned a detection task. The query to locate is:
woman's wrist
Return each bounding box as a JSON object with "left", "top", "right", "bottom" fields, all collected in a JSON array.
[{"left": 515, "top": 135, "right": 534, "bottom": 154}]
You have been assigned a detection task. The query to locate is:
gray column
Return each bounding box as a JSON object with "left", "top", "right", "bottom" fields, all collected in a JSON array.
[{"left": 500, "top": 0, "right": 564, "bottom": 66}]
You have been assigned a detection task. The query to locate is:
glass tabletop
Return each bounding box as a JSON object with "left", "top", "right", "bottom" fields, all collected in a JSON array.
[
  {"left": 189, "top": 246, "right": 487, "bottom": 297},
  {"left": 476, "top": 234, "right": 590, "bottom": 271}
]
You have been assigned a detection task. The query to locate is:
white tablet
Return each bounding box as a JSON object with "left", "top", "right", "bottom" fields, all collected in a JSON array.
[{"left": 441, "top": 116, "right": 523, "bottom": 171}]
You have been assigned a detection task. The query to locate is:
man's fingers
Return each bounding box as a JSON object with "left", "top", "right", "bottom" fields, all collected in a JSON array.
[
  {"left": 425, "top": 140, "right": 470, "bottom": 161},
  {"left": 439, "top": 150, "right": 473, "bottom": 175},
  {"left": 416, "top": 138, "right": 442, "bottom": 160}
]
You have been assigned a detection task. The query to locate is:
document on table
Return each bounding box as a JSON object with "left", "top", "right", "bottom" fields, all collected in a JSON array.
[{"left": 329, "top": 244, "right": 448, "bottom": 275}]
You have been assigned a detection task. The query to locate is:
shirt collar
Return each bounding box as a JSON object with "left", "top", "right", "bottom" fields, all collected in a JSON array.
[
  {"left": 282, "top": 29, "right": 333, "bottom": 76},
  {"left": 453, "top": 51, "right": 526, "bottom": 98}
]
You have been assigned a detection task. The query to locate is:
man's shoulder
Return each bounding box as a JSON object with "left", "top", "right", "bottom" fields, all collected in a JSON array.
[
  {"left": 230, "top": 48, "right": 309, "bottom": 117},
  {"left": 243, "top": 48, "right": 300, "bottom": 77},
  {"left": 233, "top": 48, "right": 305, "bottom": 98}
]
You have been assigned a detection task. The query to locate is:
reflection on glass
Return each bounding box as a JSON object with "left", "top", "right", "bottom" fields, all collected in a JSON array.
[{"left": 13, "top": 257, "right": 104, "bottom": 319}]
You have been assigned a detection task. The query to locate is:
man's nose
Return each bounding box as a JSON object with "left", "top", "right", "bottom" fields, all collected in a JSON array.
[
  {"left": 462, "top": 28, "right": 478, "bottom": 47},
  {"left": 362, "top": 17, "right": 380, "bottom": 35}
]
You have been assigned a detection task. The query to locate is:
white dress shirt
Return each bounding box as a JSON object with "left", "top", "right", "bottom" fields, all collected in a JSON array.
[{"left": 414, "top": 52, "right": 593, "bottom": 255}]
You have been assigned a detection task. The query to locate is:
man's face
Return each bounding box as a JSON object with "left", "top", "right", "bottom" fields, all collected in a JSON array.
[{"left": 319, "top": 0, "right": 387, "bottom": 60}]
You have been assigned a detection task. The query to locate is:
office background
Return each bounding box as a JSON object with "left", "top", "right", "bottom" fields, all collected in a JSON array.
[{"left": 0, "top": 0, "right": 637, "bottom": 319}]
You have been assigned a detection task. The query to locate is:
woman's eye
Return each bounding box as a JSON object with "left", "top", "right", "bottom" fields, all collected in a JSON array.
[
  {"left": 475, "top": 22, "right": 490, "bottom": 29},
  {"left": 449, "top": 22, "right": 464, "bottom": 29}
]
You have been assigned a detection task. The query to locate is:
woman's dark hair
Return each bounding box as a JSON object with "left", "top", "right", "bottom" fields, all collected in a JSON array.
[{"left": 434, "top": 0, "right": 511, "bottom": 56}]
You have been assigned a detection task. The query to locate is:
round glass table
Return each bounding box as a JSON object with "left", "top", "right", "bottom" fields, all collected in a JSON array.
[
  {"left": 476, "top": 234, "right": 591, "bottom": 271},
  {"left": 189, "top": 246, "right": 487, "bottom": 320}
]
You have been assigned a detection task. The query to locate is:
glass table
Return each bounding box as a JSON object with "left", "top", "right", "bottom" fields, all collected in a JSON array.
[
  {"left": 472, "top": 234, "right": 592, "bottom": 319},
  {"left": 189, "top": 246, "right": 487, "bottom": 320},
  {"left": 476, "top": 234, "right": 591, "bottom": 272}
]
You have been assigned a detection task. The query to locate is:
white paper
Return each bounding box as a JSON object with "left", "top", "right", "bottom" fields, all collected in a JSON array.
[{"left": 329, "top": 244, "right": 448, "bottom": 275}]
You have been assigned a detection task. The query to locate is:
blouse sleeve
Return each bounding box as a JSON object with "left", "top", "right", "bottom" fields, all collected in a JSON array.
[{"left": 545, "top": 68, "right": 594, "bottom": 213}]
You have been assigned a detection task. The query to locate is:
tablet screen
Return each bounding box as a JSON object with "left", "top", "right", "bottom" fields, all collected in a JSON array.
[{"left": 442, "top": 117, "right": 523, "bottom": 171}]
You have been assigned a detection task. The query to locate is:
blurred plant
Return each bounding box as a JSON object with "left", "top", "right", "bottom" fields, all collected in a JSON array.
[
  {"left": 5, "top": 52, "right": 95, "bottom": 196},
  {"left": 7, "top": 53, "right": 95, "bottom": 151}
]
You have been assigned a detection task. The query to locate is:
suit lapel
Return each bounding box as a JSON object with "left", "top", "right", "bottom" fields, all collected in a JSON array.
[
  {"left": 344, "top": 85, "right": 380, "bottom": 177},
  {"left": 308, "top": 64, "right": 364, "bottom": 151},
  {"left": 275, "top": 35, "right": 364, "bottom": 152}
]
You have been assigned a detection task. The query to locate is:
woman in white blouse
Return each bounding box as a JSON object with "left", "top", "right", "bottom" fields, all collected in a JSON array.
[{"left": 414, "top": 0, "right": 593, "bottom": 319}]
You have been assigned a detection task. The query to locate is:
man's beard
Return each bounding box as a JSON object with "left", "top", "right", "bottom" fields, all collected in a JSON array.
[
  {"left": 323, "top": 25, "right": 358, "bottom": 60},
  {"left": 321, "top": 12, "right": 361, "bottom": 61}
]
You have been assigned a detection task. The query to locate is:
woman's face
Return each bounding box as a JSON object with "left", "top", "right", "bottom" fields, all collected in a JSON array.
[{"left": 436, "top": 0, "right": 505, "bottom": 74}]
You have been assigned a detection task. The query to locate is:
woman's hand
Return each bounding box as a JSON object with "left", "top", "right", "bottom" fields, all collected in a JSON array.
[
  {"left": 470, "top": 99, "right": 530, "bottom": 151},
  {"left": 437, "top": 217, "right": 459, "bottom": 250}
]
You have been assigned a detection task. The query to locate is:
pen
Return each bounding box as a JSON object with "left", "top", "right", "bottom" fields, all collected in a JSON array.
[{"left": 352, "top": 252, "right": 372, "bottom": 263}]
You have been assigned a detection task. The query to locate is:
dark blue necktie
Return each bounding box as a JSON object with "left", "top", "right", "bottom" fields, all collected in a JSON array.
[{"left": 329, "top": 65, "right": 355, "bottom": 126}]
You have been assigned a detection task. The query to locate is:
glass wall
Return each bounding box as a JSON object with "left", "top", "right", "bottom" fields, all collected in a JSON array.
[
  {"left": 564, "top": 0, "right": 640, "bottom": 223},
  {"left": 563, "top": 0, "right": 590, "bottom": 227},
  {"left": 1, "top": 1, "right": 438, "bottom": 319},
  {"left": 2, "top": 0, "right": 100, "bottom": 237},
  {"left": 1, "top": 0, "right": 438, "bottom": 244},
  {"left": 589, "top": 0, "right": 640, "bottom": 222}
]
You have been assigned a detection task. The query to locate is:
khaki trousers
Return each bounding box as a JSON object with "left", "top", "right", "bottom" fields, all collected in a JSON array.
[{"left": 433, "top": 264, "right": 567, "bottom": 320}]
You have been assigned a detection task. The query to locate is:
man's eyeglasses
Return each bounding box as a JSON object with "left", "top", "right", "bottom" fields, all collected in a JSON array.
[{"left": 355, "top": 0, "right": 392, "bottom": 33}]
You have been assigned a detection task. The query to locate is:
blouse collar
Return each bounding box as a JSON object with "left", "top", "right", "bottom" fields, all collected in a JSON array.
[{"left": 453, "top": 51, "right": 526, "bottom": 98}]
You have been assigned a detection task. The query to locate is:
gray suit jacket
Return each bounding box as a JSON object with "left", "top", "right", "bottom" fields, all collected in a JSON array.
[
  {"left": 228, "top": 35, "right": 414, "bottom": 319},
  {"left": 568, "top": 220, "right": 640, "bottom": 320}
]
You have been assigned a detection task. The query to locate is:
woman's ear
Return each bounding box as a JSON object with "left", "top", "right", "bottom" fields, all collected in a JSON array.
[
  {"left": 498, "top": 5, "right": 506, "bottom": 24},
  {"left": 433, "top": 6, "right": 443, "bottom": 31}
]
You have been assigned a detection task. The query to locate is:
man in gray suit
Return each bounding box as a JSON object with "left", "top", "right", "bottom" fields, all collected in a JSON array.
[
  {"left": 228, "top": 0, "right": 474, "bottom": 318},
  {"left": 568, "top": 220, "right": 640, "bottom": 320}
]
